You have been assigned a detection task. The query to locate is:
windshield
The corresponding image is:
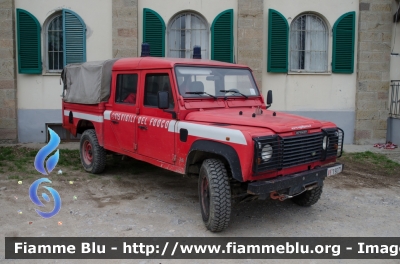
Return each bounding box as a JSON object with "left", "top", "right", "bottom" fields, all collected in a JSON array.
[{"left": 175, "top": 66, "right": 259, "bottom": 98}]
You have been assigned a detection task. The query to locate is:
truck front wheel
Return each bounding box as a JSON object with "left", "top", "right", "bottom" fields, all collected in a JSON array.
[
  {"left": 198, "top": 159, "right": 231, "bottom": 232},
  {"left": 291, "top": 185, "right": 323, "bottom": 206},
  {"left": 80, "top": 129, "right": 106, "bottom": 174}
]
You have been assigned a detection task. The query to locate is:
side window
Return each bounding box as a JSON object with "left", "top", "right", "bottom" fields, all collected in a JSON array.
[
  {"left": 144, "top": 74, "right": 174, "bottom": 108},
  {"left": 115, "top": 74, "right": 138, "bottom": 104}
]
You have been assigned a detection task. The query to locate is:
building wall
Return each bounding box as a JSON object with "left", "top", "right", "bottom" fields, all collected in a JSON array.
[
  {"left": 15, "top": 0, "right": 112, "bottom": 142},
  {"left": 0, "top": 0, "right": 17, "bottom": 143},
  {"left": 237, "top": 0, "right": 263, "bottom": 89},
  {"left": 11, "top": 0, "right": 392, "bottom": 144},
  {"left": 355, "top": 0, "right": 392, "bottom": 144},
  {"left": 260, "top": 0, "right": 358, "bottom": 144},
  {"left": 112, "top": 0, "right": 138, "bottom": 58}
]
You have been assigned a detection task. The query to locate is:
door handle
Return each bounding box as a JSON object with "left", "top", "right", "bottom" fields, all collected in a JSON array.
[
  {"left": 111, "top": 120, "right": 119, "bottom": 124},
  {"left": 139, "top": 125, "right": 147, "bottom": 130}
]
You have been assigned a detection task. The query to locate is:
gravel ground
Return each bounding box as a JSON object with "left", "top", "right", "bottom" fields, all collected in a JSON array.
[{"left": 0, "top": 143, "right": 399, "bottom": 264}]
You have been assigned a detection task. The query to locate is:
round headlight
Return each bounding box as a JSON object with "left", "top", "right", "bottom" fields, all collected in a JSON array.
[
  {"left": 261, "top": 144, "right": 273, "bottom": 161},
  {"left": 322, "top": 136, "right": 329, "bottom": 150}
]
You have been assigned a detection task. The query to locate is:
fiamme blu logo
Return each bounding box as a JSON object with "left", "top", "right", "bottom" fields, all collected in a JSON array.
[{"left": 29, "top": 128, "right": 62, "bottom": 218}]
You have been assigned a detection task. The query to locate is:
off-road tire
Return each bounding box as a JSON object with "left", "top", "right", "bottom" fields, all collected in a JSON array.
[
  {"left": 291, "top": 185, "right": 323, "bottom": 206},
  {"left": 80, "top": 129, "right": 106, "bottom": 174},
  {"left": 198, "top": 159, "right": 231, "bottom": 232}
]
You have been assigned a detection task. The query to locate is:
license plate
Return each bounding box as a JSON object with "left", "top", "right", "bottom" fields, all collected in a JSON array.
[{"left": 327, "top": 164, "right": 342, "bottom": 176}]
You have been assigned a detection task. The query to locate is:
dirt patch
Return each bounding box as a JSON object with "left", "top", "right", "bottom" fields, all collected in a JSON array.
[
  {"left": 328, "top": 152, "right": 400, "bottom": 189},
  {"left": 1, "top": 145, "right": 400, "bottom": 263}
]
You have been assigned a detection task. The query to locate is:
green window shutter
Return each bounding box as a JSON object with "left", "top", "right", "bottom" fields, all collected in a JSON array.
[
  {"left": 267, "top": 9, "right": 288, "bottom": 73},
  {"left": 16, "top": 9, "right": 41, "bottom": 74},
  {"left": 332, "top": 12, "right": 355, "bottom": 73},
  {"left": 211, "top": 9, "right": 233, "bottom": 63},
  {"left": 143, "top": 8, "right": 165, "bottom": 57},
  {"left": 63, "top": 9, "right": 86, "bottom": 66}
]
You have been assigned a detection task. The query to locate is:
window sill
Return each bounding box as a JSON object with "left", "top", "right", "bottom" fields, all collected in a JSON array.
[
  {"left": 42, "top": 72, "right": 61, "bottom": 76},
  {"left": 287, "top": 72, "right": 332, "bottom": 75}
]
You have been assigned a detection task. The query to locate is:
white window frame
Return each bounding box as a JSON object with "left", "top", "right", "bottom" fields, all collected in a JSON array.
[
  {"left": 44, "top": 12, "right": 63, "bottom": 73},
  {"left": 290, "top": 13, "right": 329, "bottom": 73},
  {"left": 167, "top": 12, "right": 209, "bottom": 59}
]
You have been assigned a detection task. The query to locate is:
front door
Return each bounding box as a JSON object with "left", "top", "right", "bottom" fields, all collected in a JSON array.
[
  {"left": 136, "top": 70, "right": 176, "bottom": 163},
  {"left": 110, "top": 72, "right": 139, "bottom": 152}
]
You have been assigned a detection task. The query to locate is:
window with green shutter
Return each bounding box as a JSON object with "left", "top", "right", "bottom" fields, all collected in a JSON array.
[
  {"left": 16, "top": 9, "right": 42, "bottom": 74},
  {"left": 211, "top": 9, "right": 233, "bottom": 63},
  {"left": 44, "top": 10, "right": 86, "bottom": 72},
  {"left": 267, "top": 9, "right": 289, "bottom": 73},
  {"left": 63, "top": 9, "right": 86, "bottom": 66},
  {"left": 17, "top": 9, "right": 87, "bottom": 74},
  {"left": 143, "top": 8, "right": 165, "bottom": 57},
  {"left": 332, "top": 12, "right": 355, "bottom": 74}
]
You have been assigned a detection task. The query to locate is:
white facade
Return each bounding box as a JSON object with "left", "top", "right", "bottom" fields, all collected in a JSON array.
[
  {"left": 263, "top": 0, "right": 358, "bottom": 111},
  {"left": 262, "top": 0, "right": 358, "bottom": 143}
]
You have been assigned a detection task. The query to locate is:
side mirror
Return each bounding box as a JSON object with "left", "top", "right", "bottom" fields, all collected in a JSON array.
[
  {"left": 158, "top": 91, "right": 169, "bottom": 109},
  {"left": 266, "top": 90, "right": 273, "bottom": 109}
]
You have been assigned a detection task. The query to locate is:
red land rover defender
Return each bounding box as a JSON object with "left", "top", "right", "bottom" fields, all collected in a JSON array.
[{"left": 62, "top": 55, "right": 344, "bottom": 232}]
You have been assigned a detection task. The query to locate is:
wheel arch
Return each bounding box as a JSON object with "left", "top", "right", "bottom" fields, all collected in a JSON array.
[
  {"left": 76, "top": 119, "right": 95, "bottom": 135},
  {"left": 186, "top": 140, "right": 243, "bottom": 182},
  {"left": 75, "top": 118, "right": 104, "bottom": 146}
]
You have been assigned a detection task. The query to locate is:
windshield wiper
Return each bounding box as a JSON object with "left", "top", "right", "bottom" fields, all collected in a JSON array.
[
  {"left": 220, "top": 89, "right": 248, "bottom": 99},
  {"left": 186, "top": 91, "right": 217, "bottom": 100}
]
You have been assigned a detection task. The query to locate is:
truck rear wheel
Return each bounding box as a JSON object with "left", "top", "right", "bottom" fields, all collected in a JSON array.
[
  {"left": 291, "top": 185, "right": 323, "bottom": 206},
  {"left": 80, "top": 129, "right": 106, "bottom": 174},
  {"left": 198, "top": 159, "right": 231, "bottom": 232}
]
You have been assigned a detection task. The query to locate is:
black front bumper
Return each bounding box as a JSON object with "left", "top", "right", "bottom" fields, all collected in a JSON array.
[{"left": 247, "top": 163, "right": 343, "bottom": 196}]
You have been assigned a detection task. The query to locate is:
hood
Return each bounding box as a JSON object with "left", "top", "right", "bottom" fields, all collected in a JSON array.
[{"left": 184, "top": 109, "right": 324, "bottom": 133}]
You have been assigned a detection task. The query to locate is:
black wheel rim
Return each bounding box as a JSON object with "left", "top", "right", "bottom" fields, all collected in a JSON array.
[{"left": 200, "top": 175, "right": 210, "bottom": 220}]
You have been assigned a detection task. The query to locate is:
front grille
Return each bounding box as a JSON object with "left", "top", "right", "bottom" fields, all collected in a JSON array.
[
  {"left": 281, "top": 133, "right": 323, "bottom": 167},
  {"left": 253, "top": 127, "right": 344, "bottom": 174}
]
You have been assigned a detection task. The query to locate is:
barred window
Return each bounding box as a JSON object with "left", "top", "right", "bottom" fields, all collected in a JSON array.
[
  {"left": 290, "top": 14, "right": 328, "bottom": 73},
  {"left": 44, "top": 10, "right": 86, "bottom": 73},
  {"left": 47, "top": 14, "right": 63, "bottom": 72},
  {"left": 168, "top": 13, "right": 208, "bottom": 59}
]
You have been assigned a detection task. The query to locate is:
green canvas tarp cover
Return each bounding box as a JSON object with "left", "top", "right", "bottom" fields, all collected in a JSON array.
[{"left": 62, "top": 59, "right": 118, "bottom": 104}]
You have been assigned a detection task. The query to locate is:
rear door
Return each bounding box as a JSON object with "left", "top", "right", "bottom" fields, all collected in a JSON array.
[
  {"left": 110, "top": 72, "right": 139, "bottom": 152},
  {"left": 136, "top": 70, "right": 176, "bottom": 163}
]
